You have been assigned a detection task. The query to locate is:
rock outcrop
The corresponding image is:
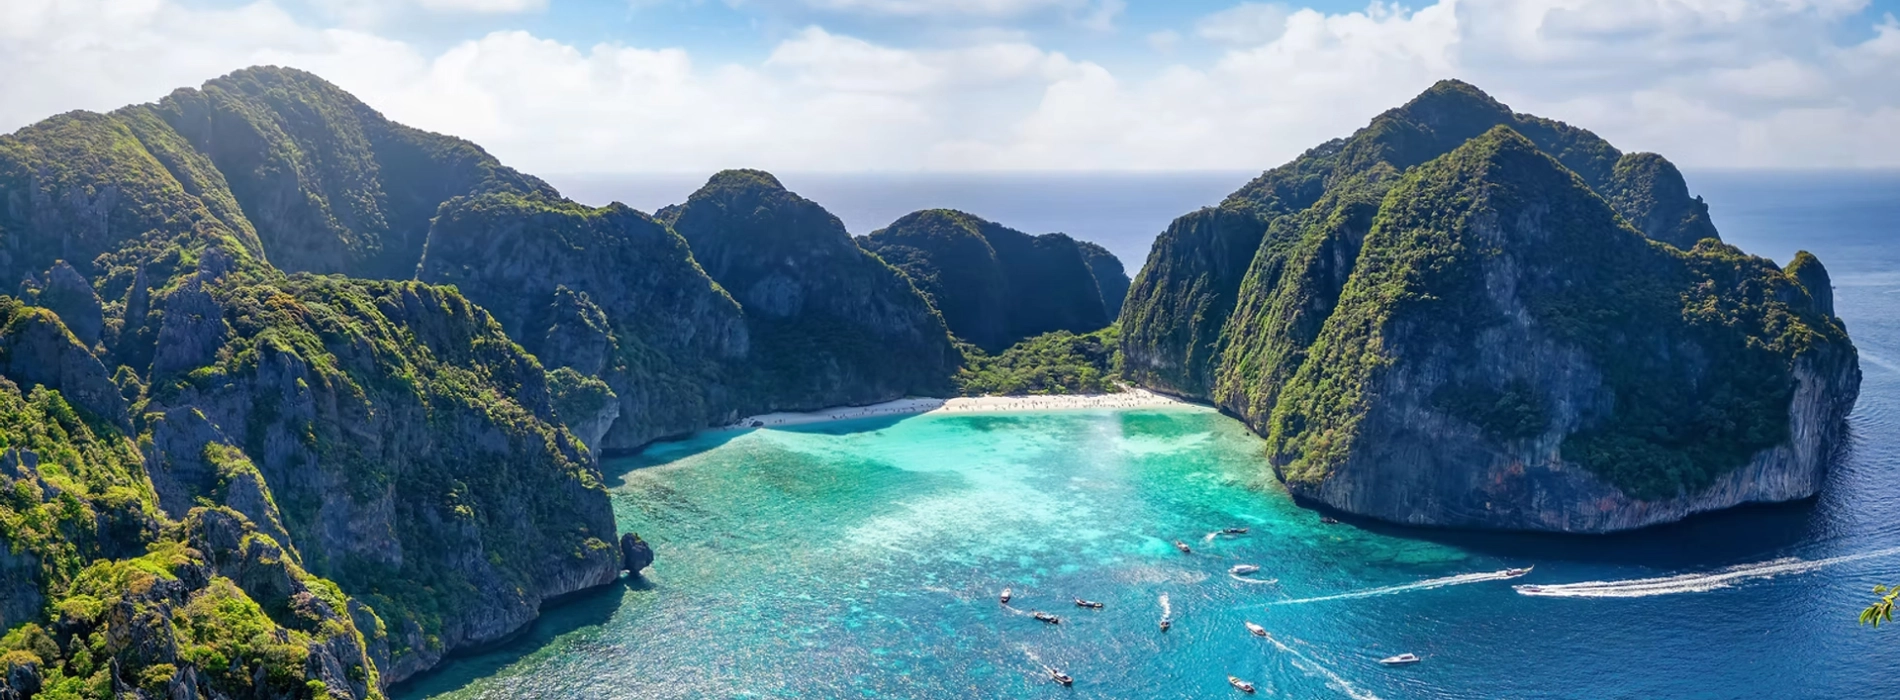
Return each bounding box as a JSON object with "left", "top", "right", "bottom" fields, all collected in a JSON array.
[
  {"left": 1121, "top": 81, "right": 1860, "bottom": 532},
  {"left": 620, "top": 533, "right": 654, "bottom": 575},
  {"left": 660, "top": 171, "right": 959, "bottom": 408},
  {"left": 861, "top": 209, "right": 1117, "bottom": 352}
]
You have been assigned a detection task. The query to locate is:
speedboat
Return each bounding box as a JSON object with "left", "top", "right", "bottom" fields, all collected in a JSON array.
[
  {"left": 1503, "top": 566, "right": 1534, "bottom": 578},
  {"left": 1229, "top": 564, "right": 1260, "bottom": 575},
  {"left": 1228, "top": 676, "right": 1256, "bottom": 693},
  {"left": 1046, "top": 666, "right": 1073, "bottom": 686},
  {"left": 1379, "top": 653, "right": 1421, "bottom": 665},
  {"left": 1159, "top": 617, "right": 1171, "bottom": 631},
  {"left": 1244, "top": 621, "right": 1268, "bottom": 637},
  {"left": 1032, "top": 611, "right": 1061, "bottom": 624},
  {"left": 1174, "top": 540, "right": 1192, "bottom": 554},
  {"left": 1223, "top": 527, "right": 1250, "bottom": 535},
  {"left": 1000, "top": 587, "right": 1012, "bottom": 604},
  {"left": 1074, "top": 598, "right": 1105, "bottom": 609},
  {"left": 1320, "top": 516, "right": 1340, "bottom": 525},
  {"left": 1515, "top": 584, "right": 1545, "bottom": 594}
]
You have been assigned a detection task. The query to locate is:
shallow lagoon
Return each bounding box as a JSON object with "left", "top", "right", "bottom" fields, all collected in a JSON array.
[{"left": 397, "top": 398, "right": 1900, "bottom": 699}]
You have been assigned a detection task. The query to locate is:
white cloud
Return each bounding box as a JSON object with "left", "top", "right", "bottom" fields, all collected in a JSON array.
[
  {"left": 415, "top": 0, "right": 546, "bottom": 12},
  {"left": 798, "top": 0, "right": 1122, "bottom": 28},
  {"left": 1, "top": 0, "right": 1898, "bottom": 175},
  {"left": 1196, "top": 2, "right": 1291, "bottom": 46},
  {"left": 1147, "top": 29, "right": 1181, "bottom": 53}
]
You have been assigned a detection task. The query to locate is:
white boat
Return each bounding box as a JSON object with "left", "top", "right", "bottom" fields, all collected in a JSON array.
[
  {"left": 1229, "top": 564, "right": 1260, "bottom": 575},
  {"left": 1379, "top": 653, "right": 1421, "bottom": 665},
  {"left": 1228, "top": 676, "right": 1256, "bottom": 693},
  {"left": 1174, "top": 540, "right": 1192, "bottom": 554},
  {"left": 1244, "top": 621, "right": 1268, "bottom": 637},
  {"left": 1000, "top": 587, "right": 1012, "bottom": 604},
  {"left": 1502, "top": 566, "right": 1534, "bottom": 578}
]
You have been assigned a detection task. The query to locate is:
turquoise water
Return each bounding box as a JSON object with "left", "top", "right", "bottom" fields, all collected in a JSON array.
[{"left": 397, "top": 172, "right": 1900, "bottom": 699}]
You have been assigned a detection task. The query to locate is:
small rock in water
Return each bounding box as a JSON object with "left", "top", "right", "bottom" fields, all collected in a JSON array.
[{"left": 620, "top": 532, "right": 655, "bottom": 574}]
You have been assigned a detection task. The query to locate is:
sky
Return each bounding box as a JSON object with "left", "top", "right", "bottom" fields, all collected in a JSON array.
[{"left": 2, "top": 0, "right": 1898, "bottom": 174}]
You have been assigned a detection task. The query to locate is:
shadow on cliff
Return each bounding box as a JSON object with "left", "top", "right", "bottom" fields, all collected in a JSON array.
[
  {"left": 1322, "top": 498, "right": 1828, "bottom": 570},
  {"left": 387, "top": 575, "right": 652, "bottom": 699}
]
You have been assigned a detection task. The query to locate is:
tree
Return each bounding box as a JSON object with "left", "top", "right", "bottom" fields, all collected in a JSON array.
[{"left": 1864, "top": 585, "right": 1897, "bottom": 628}]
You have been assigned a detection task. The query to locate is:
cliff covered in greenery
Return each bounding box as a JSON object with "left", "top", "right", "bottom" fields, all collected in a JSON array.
[
  {"left": 1120, "top": 81, "right": 1859, "bottom": 532},
  {"left": 0, "top": 66, "right": 977, "bottom": 699},
  {"left": 658, "top": 171, "right": 959, "bottom": 409},
  {"left": 861, "top": 209, "right": 1122, "bottom": 352}
]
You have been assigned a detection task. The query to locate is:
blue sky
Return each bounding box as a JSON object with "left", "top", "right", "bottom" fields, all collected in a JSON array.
[{"left": 5, "top": 0, "right": 1899, "bottom": 172}]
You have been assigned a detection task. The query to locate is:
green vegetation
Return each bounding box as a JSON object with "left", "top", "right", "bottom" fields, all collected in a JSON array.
[
  {"left": 957, "top": 326, "right": 1121, "bottom": 396},
  {"left": 863, "top": 209, "right": 1119, "bottom": 352},
  {"left": 662, "top": 171, "right": 960, "bottom": 408},
  {"left": 1865, "top": 585, "right": 1897, "bottom": 628},
  {"left": 1122, "top": 80, "right": 1855, "bottom": 509}
]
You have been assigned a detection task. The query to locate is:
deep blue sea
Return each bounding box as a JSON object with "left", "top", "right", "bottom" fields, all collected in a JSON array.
[{"left": 397, "top": 171, "right": 1900, "bottom": 699}]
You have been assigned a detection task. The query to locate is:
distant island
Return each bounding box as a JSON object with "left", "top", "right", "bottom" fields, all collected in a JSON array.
[{"left": 0, "top": 68, "right": 1859, "bottom": 700}]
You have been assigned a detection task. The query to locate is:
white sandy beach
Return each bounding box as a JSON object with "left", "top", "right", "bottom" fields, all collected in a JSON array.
[{"left": 719, "top": 388, "right": 1191, "bottom": 430}]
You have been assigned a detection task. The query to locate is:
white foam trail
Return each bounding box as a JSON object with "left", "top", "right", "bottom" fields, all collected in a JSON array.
[
  {"left": 1230, "top": 573, "right": 1280, "bottom": 585},
  {"left": 1158, "top": 593, "right": 1171, "bottom": 618},
  {"left": 1271, "top": 569, "right": 1528, "bottom": 605},
  {"left": 1204, "top": 531, "right": 1219, "bottom": 543},
  {"left": 1516, "top": 546, "right": 1900, "bottom": 599},
  {"left": 1261, "top": 632, "right": 1382, "bottom": 700}
]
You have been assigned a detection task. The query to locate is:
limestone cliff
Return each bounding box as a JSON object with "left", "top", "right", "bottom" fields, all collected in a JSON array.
[
  {"left": 1121, "top": 81, "right": 1860, "bottom": 532},
  {"left": 660, "top": 171, "right": 959, "bottom": 408},
  {"left": 861, "top": 209, "right": 1117, "bottom": 352}
]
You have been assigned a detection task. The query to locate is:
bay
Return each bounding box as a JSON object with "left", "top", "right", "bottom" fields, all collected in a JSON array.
[{"left": 397, "top": 170, "right": 1900, "bottom": 700}]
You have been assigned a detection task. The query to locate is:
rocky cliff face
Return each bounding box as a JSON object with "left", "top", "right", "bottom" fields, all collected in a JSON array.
[
  {"left": 419, "top": 193, "right": 751, "bottom": 450},
  {"left": 0, "top": 68, "right": 630, "bottom": 698},
  {"left": 3, "top": 66, "right": 996, "bottom": 698},
  {"left": 861, "top": 209, "right": 1116, "bottom": 352},
  {"left": 660, "top": 171, "right": 959, "bottom": 408},
  {"left": 1076, "top": 240, "right": 1131, "bottom": 318},
  {"left": 1121, "top": 81, "right": 1860, "bottom": 533}
]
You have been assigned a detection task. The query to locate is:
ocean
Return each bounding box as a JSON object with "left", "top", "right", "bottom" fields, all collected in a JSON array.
[{"left": 395, "top": 170, "right": 1900, "bottom": 699}]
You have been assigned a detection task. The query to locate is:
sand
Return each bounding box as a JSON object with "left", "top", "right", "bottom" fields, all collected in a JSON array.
[{"left": 718, "top": 388, "right": 1191, "bottom": 430}]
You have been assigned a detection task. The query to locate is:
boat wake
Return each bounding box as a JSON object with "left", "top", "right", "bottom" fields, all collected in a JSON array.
[
  {"left": 1271, "top": 569, "right": 1529, "bottom": 605},
  {"left": 1259, "top": 632, "right": 1382, "bottom": 700},
  {"left": 1230, "top": 573, "right": 1280, "bottom": 585},
  {"left": 1158, "top": 593, "right": 1171, "bottom": 618},
  {"left": 1516, "top": 546, "right": 1900, "bottom": 599},
  {"left": 1204, "top": 531, "right": 1219, "bottom": 543}
]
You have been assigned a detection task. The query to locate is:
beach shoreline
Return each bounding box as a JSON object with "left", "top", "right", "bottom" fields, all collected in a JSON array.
[{"left": 717, "top": 388, "right": 1191, "bottom": 431}]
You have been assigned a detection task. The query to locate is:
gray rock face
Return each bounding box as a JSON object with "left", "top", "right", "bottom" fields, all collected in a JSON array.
[
  {"left": 0, "top": 532, "right": 42, "bottom": 635},
  {"left": 620, "top": 532, "right": 654, "bottom": 574},
  {"left": 0, "top": 306, "right": 129, "bottom": 428},
  {"left": 151, "top": 278, "right": 229, "bottom": 378},
  {"left": 38, "top": 261, "right": 105, "bottom": 347}
]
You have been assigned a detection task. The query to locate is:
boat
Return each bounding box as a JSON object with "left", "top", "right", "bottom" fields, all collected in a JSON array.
[
  {"left": 1379, "top": 653, "right": 1421, "bottom": 665},
  {"left": 1032, "top": 611, "right": 1061, "bottom": 624},
  {"left": 1320, "top": 516, "right": 1340, "bottom": 525},
  {"left": 1046, "top": 666, "right": 1073, "bottom": 686},
  {"left": 1503, "top": 566, "right": 1534, "bottom": 578},
  {"left": 1228, "top": 676, "right": 1256, "bottom": 693},
  {"left": 1229, "top": 564, "right": 1260, "bottom": 575},
  {"left": 1074, "top": 598, "right": 1105, "bottom": 609},
  {"left": 1515, "top": 584, "right": 1544, "bottom": 594},
  {"left": 1000, "top": 587, "right": 1012, "bottom": 604},
  {"left": 1159, "top": 617, "right": 1171, "bottom": 631},
  {"left": 1223, "top": 527, "right": 1249, "bottom": 535},
  {"left": 1244, "top": 621, "right": 1268, "bottom": 637},
  {"left": 1174, "top": 540, "right": 1192, "bottom": 554}
]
